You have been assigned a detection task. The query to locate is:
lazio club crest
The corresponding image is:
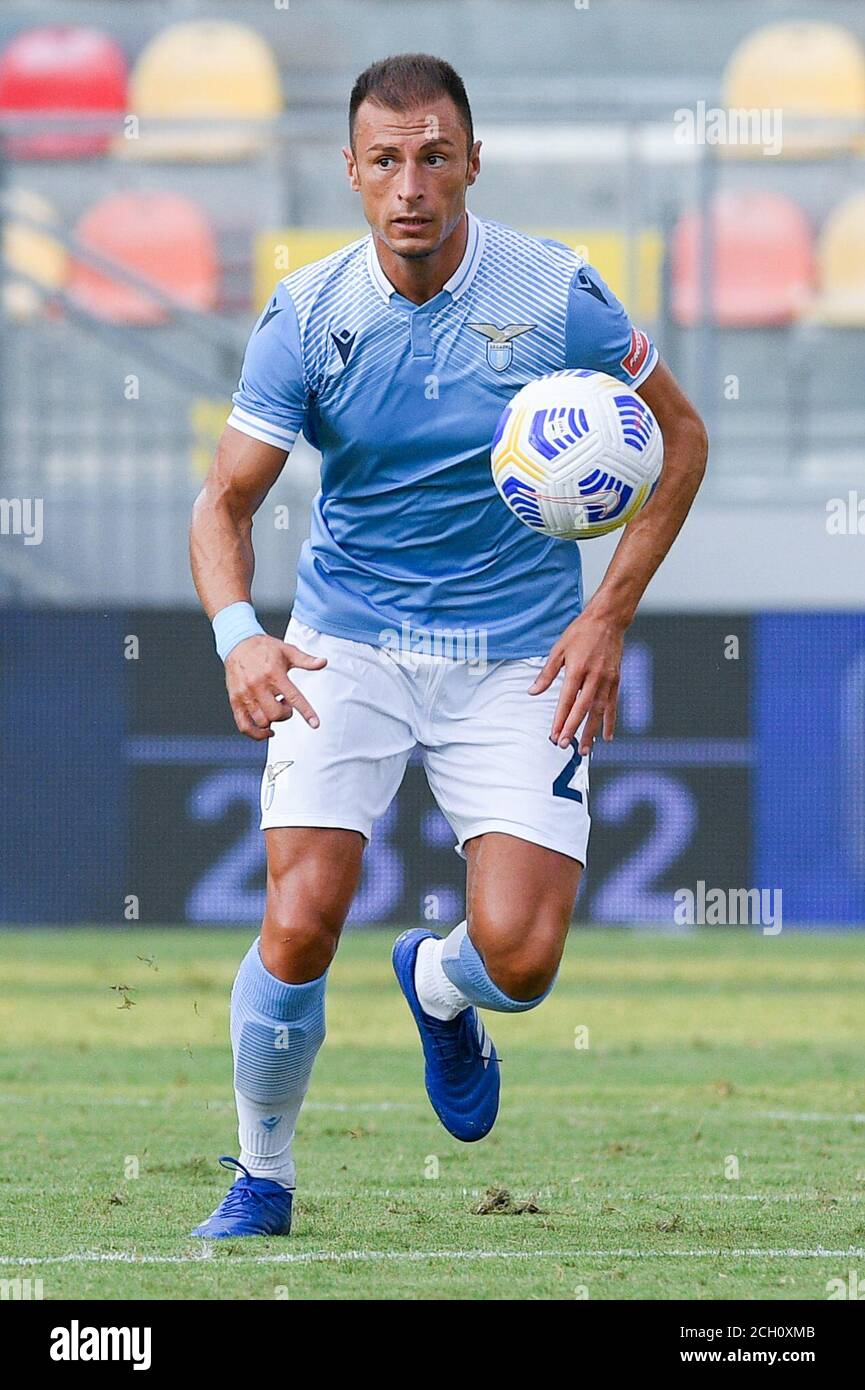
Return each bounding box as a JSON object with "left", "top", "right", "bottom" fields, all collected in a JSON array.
[
  {"left": 468, "top": 321, "right": 536, "bottom": 372},
  {"left": 263, "top": 760, "right": 293, "bottom": 810}
]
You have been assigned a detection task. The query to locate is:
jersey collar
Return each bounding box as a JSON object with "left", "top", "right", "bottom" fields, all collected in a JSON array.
[{"left": 366, "top": 210, "right": 485, "bottom": 304}]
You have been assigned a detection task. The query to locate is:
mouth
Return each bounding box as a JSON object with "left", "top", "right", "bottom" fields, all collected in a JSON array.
[{"left": 390, "top": 216, "right": 433, "bottom": 231}]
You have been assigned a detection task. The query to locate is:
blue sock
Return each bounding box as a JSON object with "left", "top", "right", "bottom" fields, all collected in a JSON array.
[
  {"left": 230, "top": 938, "right": 326, "bottom": 1188},
  {"left": 439, "top": 920, "right": 555, "bottom": 1014}
]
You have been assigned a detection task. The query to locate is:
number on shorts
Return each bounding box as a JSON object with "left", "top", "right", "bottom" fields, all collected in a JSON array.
[{"left": 552, "top": 742, "right": 584, "bottom": 803}]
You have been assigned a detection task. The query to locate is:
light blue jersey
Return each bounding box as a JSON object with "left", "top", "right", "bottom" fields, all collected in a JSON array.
[{"left": 228, "top": 212, "right": 657, "bottom": 658}]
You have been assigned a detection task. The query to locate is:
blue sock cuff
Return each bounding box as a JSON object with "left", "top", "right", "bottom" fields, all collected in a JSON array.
[
  {"left": 440, "top": 922, "right": 555, "bottom": 1014},
  {"left": 232, "top": 938, "right": 327, "bottom": 1020}
]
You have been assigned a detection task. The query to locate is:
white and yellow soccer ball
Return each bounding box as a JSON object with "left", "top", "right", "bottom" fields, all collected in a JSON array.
[{"left": 490, "top": 369, "right": 663, "bottom": 540}]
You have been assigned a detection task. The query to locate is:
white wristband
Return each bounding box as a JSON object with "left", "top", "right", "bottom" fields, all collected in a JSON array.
[{"left": 212, "top": 601, "right": 266, "bottom": 663}]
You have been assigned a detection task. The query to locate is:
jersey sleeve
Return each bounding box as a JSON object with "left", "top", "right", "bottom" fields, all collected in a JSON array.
[
  {"left": 564, "top": 261, "right": 658, "bottom": 388},
  {"left": 227, "top": 282, "right": 306, "bottom": 451}
]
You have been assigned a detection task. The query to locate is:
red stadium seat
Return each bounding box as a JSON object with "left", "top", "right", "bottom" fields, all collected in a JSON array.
[
  {"left": 68, "top": 191, "right": 219, "bottom": 324},
  {"left": 671, "top": 190, "right": 815, "bottom": 326},
  {"left": 0, "top": 26, "right": 127, "bottom": 159}
]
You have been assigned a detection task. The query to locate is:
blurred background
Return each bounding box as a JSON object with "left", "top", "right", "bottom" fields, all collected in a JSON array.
[{"left": 0, "top": 0, "right": 863, "bottom": 928}]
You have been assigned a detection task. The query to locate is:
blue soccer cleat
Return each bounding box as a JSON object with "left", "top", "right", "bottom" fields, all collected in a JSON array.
[
  {"left": 190, "top": 1156, "right": 293, "bottom": 1238},
  {"left": 392, "top": 927, "right": 500, "bottom": 1142}
]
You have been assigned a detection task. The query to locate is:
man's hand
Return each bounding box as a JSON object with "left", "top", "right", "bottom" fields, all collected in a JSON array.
[
  {"left": 527, "top": 360, "right": 708, "bottom": 759},
  {"left": 225, "top": 634, "right": 327, "bottom": 741},
  {"left": 528, "top": 611, "right": 625, "bottom": 756}
]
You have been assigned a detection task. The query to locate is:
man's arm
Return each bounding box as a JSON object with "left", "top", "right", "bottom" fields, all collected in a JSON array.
[
  {"left": 190, "top": 424, "right": 326, "bottom": 741},
  {"left": 529, "top": 359, "right": 708, "bottom": 754}
]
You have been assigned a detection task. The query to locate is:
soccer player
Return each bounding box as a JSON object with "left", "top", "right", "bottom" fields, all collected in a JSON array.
[{"left": 189, "top": 54, "right": 707, "bottom": 1237}]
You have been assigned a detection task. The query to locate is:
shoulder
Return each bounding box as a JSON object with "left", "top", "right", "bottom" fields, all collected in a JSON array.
[
  {"left": 562, "top": 256, "right": 658, "bottom": 384},
  {"left": 478, "top": 217, "right": 582, "bottom": 281},
  {"left": 278, "top": 235, "right": 371, "bottom": 327}
]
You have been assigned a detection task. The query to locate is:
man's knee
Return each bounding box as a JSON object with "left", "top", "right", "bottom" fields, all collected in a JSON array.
[
  {"left": 264, "top": 899, "right": 342, "bottom": 973},
  {"left": 261, "top": 829, "right": 363, "bottom": 980},
  {"left": 262, "top": 870, "right": 349, "bottom": 976},
  {"left": 482, "top": 944, "right": 559, "bottom": 1002},
  {"left": 470, "top": 913, "right": 568, "bottom": 1002}
]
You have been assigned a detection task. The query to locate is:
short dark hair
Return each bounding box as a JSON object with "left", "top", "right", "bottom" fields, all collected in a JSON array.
[{"left": 349, "top": 53, "right": 474, "bottom": 152}]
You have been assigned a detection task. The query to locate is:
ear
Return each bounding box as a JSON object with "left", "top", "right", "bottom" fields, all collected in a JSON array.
[
  {"left": 342, "top": 145, "right": 361, "bottom": 192},
  {"left": 466, "top": 139, "right": 482, "bottom": 189}
]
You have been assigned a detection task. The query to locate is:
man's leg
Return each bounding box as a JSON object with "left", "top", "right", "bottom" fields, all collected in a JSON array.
[
  {"left": 415, "top": 832, "right": 581, "bottom": 1018},
  {"left": 397, "top": 832, "right": 581, "bottom": 1142},
  {"left": 415, "top": 652, "right": 589, "bottom": 1023},
  {"left": 393, "top": 654, "right": 588, "bottom": 1140},
  {"left": 193, "top": 619, "right": 414, "bottom": 1233},
  {"left": 230, "top": 617, "right": 412, "bottom": 1188},
  {"left": 193, "top": 826, "right": 365, "bottom": 1237},
  {"left": 231, "top": 826, "right": 364, "bottom": 1188}
]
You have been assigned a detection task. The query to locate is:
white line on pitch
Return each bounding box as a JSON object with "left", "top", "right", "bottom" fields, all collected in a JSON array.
[
  {"left": 0, "top": 1096, "right": 418, "bottom": 1112},
  {"left": 301, "top": 1189, "right": 865, "bottom": 1203},
  {"left": 757, "top": 1110, "right": 865, "bottom": 1124},
  {"left": 0, "top": 1186, "right": 858, "bottom": 1205},
  {"left": 1, "top": 1095, "right": 864, "bottom": 1123},
  {"left": 2, "top": 1247, "right": 864, "bottom": 1267}
]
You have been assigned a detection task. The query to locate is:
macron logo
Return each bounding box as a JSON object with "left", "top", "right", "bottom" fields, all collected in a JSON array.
[
  {"left": 331, "top": 328, "right": 356, "bottom": 365},
  {"left": 50, "top": 1321, "right": 152, "bottom": 1371},
  {"left": 256, "top": 300, "right": 282, "bottom": 333}
]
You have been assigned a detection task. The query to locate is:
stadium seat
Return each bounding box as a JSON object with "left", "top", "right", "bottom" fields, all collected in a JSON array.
[
  {"left": 254, "top": 229, "right": 365, "bottom": 307},
  {"left": 807, "top": 193, "right": 865, "bottom": 326},
  {"left": 529, "top": 228, "right": 662, "bottom": 323},
  {"left": 1, "top": 188, "right": 67, "bottom": 320},
  {"left": 671, "top": 190, "right": 814, "bottom": 326},
  {"left": 722, "top": 21, "right": 865, "bottom": 157},
  {"left": 68, "top": 190, "right": 219, "bottom": 324},
  {"left": 0, "top": 25, "right": 127, "bottom": 159},
  {"left": 117, "top": 21, "right": 282, "bottom": 161}
]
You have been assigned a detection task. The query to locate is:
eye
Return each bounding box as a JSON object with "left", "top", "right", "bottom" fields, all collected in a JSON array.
[
  {"left": 376, "top": 156, "right": 395, "bottom": 169},
  {"left": 427, "top": 154, "right": 446, "bottom": 166}
]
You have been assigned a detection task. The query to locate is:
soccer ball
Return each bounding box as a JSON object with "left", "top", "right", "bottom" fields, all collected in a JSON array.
[{"left": 490, "top": 369, "right": 663, "bottom": 540}]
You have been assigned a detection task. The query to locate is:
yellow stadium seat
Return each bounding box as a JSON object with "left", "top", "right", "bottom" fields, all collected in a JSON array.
[
  {"left": 254, "top": 226, "right": 662, "bottom": 321},
  {"left": 116, "top": 20, "right": 282, "bottom": 162},
  {"left": 528, "top": 228, "right": 662, "bottom": 323},
  {"left": 254, "top": 229, "right": 366, "bottom": 309},
  {"left": 807, "top": 193, "right": 865, "bottom": 326},
  {"left": 2, "top": 188, "right": 68, "bottom": 321},
  {"left": 189, "top": 398, "right": 234, "bottom": 476},
  {"left": 722, "top": 21, "right": 865, "bottom": 157}
]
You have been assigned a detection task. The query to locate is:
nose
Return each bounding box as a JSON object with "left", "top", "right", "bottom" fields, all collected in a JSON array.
[{"left": 396, "top": 164, "right": 423, "bottom": 205}]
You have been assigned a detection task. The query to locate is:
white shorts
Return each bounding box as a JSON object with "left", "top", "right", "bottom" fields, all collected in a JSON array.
[{"left": 259, "top": 616, "right": 590, "bottom": 865}]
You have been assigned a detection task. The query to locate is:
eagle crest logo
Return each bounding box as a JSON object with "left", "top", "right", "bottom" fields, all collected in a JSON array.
[
  {"left": 263, "top": 759, "right": 294, "bottom": 811},
  {"left": 468, "top": 321, "right": 536, "bottom": 372}
]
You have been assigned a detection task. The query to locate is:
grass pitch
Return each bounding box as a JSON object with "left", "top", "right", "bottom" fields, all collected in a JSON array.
[{"left": 1, "top": 927, "right": 864, "bottom": 1301}]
